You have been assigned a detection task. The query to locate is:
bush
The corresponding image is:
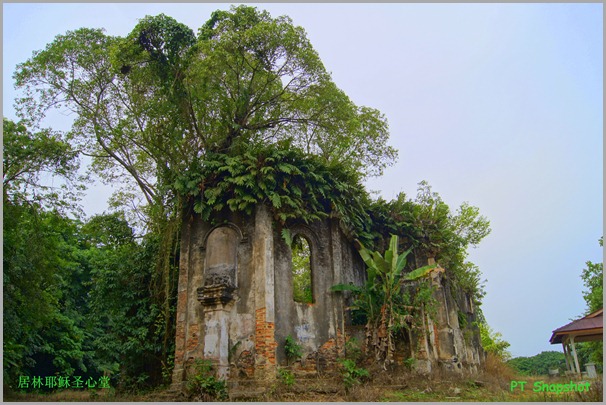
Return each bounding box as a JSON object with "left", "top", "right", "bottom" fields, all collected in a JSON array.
[
  {"left": 284, "top": 335, "right": 303, "bottom": 365},
  {"left": 277, "top": 368, "right": 295, "bottom": 387},
  {"left": 344, "top": 338, "right": 363, "bottom": 362},
  {"left": 185, "top": 360, "right": 228, "bottom": 401},
  {"left": 339, "top": 359, "right": 369, "bottom": 391}
]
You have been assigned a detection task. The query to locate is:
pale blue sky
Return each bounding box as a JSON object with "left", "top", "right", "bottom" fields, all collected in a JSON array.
[{"left": 3, "top": 3, "right": 603, "bottom": 358}]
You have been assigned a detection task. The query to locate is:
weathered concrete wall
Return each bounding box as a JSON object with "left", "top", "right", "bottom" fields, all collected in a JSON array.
[
  {"left": 172, "top": 203, "right": 484, "bottom": 389},
  {"left": 273, "top": 219, "right": 362, "bottom": 370},
  {"left": 172, "top": 210, "right": 257, "bottom": 388},
  {"left": 405, "top": 267, "right": 485, "bottom": 375},
  {"left": 172, "top": 204, "right": 364, "bottom": 388}
]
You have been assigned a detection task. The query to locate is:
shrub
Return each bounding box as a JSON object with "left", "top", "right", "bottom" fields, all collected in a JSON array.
[
  {"left": 277, "top": 368, "right": 295, "bottom": 387},
  {"left": 339, "top": 358, "right": 369, "bottom": 390},
  {"left": 403, "top": 357, "right": 416, "bottom": 370},
  {"left": 284, "top": 335, "right": 303, "bottom": 365},
  {"left": 185, "top": 359, "right": 228, "bottom": 401}
]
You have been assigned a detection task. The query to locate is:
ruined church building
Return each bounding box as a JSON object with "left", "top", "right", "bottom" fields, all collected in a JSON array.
[{"left": 171, "top": 203, "right": 485, "bottom": 389}]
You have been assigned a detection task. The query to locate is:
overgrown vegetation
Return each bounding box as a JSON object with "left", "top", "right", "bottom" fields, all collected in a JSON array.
[
  {"left": 478, "top": 321, "right": 512, "bottom": 361},
  {"left": 277, "top": 368, "right": 295, "bottom": 387},
  {"left": 185, "top": 359, "right": 228, "bottom": 401},
  {"left": 291, "top": 235, "right": 313, "bottom": 304},
  {"left": 332, "top": 235, "right": 439, "bottom": 368},
  {"left": 338, "top": 359, "right": 369, "bottom": 391},
  {"left": 5, "top": 3, "right": 494, "bottom": 397},
  {"left": 3, "top": 119, "right": 174, "bottom": 391},
  {"left": 284, "top": 335, "right": 303, "bottom": 366}
]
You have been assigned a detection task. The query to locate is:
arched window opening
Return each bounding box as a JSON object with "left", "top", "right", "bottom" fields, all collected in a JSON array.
[{"left": 291, "top": 234, "right": 313, "bottom": 304}]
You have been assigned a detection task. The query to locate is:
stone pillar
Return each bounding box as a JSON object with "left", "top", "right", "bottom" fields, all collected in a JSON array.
[
  {"left": 252, "top": 205, "right": 277, "bottom": 377},
  {"left": 428, "top": 261, "right": 461, "bottom": 372},
  {"left": 329, "top": 219, "right": 345, "bottom": 357},
  {"left": 171, "top": 219, "right": 192, "bottom": 390},
  {"left": 197, "top": 225, "right": 239, "bottom": 379},
  {"left": 198, "top": 285, "right": 234, "bottom": 379},
  {"left": 570, "top": 336, "right": 581, "bottom": 375},
  {"left": 585, "top": 363, "right": 597, "bottom": 379}
]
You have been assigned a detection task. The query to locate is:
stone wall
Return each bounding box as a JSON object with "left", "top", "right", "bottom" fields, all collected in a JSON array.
[
  {"left": 171, "top": 203, "right": 484, "bottom": 389},
  {"left": 406, "top": 267, "right": 486, "bottom": 374}
]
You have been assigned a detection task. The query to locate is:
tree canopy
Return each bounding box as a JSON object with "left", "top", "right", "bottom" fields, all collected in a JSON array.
[
  {"left": 2, "top": 118, "right": 82, "bottom": 212},
  {"left": 507, "top": 351, "right": 566, "bottom": 376},
  {"left": 3, "top": 117, "right": 171, "bottom": 390},
  {"left": 580, "top": 237, "right": 603, "bottom": 315},
  {"left": 14, "top": 5, "right": 397, "bottom": 228}
]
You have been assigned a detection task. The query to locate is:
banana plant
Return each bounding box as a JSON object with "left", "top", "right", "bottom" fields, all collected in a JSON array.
[{"left": 332, "top": 235, "right": 437, "bottom": 367}]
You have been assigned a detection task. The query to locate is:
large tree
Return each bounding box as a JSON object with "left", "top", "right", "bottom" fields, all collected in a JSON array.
[
  {"left": 2, "top": 118, "right": 82, "bottom": 211},
  {"left": 14, "top": 5, "right": 397, "bottom": 228},
  {"left": 3, "top": 118, "right": 88, "bottom": 387},
  {"left": 12, "top": 6, "right": 398, "bottom": 383}
]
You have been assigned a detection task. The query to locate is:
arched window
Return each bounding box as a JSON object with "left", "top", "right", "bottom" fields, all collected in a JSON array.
[
  {"left": 291, "top": 234, "right": 313, "bottom": 304},
  {"left": 204, "top": 226, "right": 239, "bottom": 288}
]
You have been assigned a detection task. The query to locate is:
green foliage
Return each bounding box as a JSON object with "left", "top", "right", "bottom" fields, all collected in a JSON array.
[
  {"left": 14, "top": 6, "right": 397, "bottom": 226},
  {"left": 281, "top": 228, "right": 293, "bottom": 247},
  {"left": 403, "top": 357, "right": 416, "bottom": 370},
  {"left": 85, "top": 219, "right": 170, "bottom": 390},
  {"left": 291, "top": 235, "right": 313, "bottom": 304},
  {"left": 332, "top": 235, "right": 438, "bottom": 367},
  {"left": 577, "top": 236, "right": 603, "bottom": 368},
  {"left": 575, "top": 342, "right": 603, "bottom": 373},
  {"left": 2, "top": 120, "right": 90, "bottom": 388},
  {"left": 458, "top": 310, "right": 468, "bottom": 329},
  {"left": 176, "top": 143, "right": 373, "bottom": 242},
  {"left": 344, "top": 338, "right": 363, "bottom": 363},
  {"left": 2, "top": 203, "right": 89, "bottom": 387},
  {"left": 478, "top": 322, "right": 511, "bottom": 361},
  {"left": 2, "top": 202, "right": 172, "bottom": 391},
  {"left": 338, "top": 358, "right": 369, "bottom": 390},
  {"left": 284, "top": 335, "right": 303, "bottom": 365},
  {"left": 6, "top": 5, "right": 494, "bottom": 393},
  {"left": 277, "top": 368, "right": 296, "bottom": 387},
  {"left": 507, "top": 351, "right": 566, "bottom": 376},
  {"left": 364, "top": 182, "right": 490, "bottom": 305},
  {"left": 2, "top": 118, "right": 83, "bottom": 213},
  {"left": 580, "top": 237, "right": 603, "bottom": 314},
  {"left": 186, "top": 359, "right": 228, "bottom": 401}
]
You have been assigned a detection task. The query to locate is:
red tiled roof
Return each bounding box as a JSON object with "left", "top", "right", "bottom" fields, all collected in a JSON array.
[{"left": 550, "top": 309, "right": 603, "bottom": 344}]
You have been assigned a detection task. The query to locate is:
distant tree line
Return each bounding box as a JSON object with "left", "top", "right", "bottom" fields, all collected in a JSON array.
[{"left": 507, "top": 351, "right": 566, "bottom": 376}]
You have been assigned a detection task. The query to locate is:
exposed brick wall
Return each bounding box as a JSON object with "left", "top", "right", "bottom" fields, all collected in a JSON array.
[
  {"left": 235, "top": 350, "right": 255, "bottom": 377},
  {"left": 172, "top": 286, "right": 189, "bottom": 387},
  {"left": 294, "top": 329, "right": 347, "bottom": 373},
  {"left": 255, "top": 308, "right": 277, "bottom": 367},
  {"left": 185, "top": 323, "right": 200, "bottom": 352},
  {"left": 318, "top": 328, "right": 345, "bottom": 364}
]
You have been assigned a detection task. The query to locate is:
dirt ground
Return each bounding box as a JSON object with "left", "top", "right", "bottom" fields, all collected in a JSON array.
[{"left": 4, "top": 366, "right": 603, "bottom": 402}]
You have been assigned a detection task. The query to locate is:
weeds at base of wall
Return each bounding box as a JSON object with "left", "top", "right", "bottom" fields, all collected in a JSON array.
[
  {"left": 277, "top": 367, "right": 296, "bottom": 387},
  {"left": 185, "top": 359, "right": 228, "bottom": 401},
  {"left": 338, "top": 358, "right": 369, "bottom": 391},
  {"left": 284, "top": 335, "right": 303, "bottom": 365},
  {"left": 403, "top": 357, "right": 416, "bottom": 370}
]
